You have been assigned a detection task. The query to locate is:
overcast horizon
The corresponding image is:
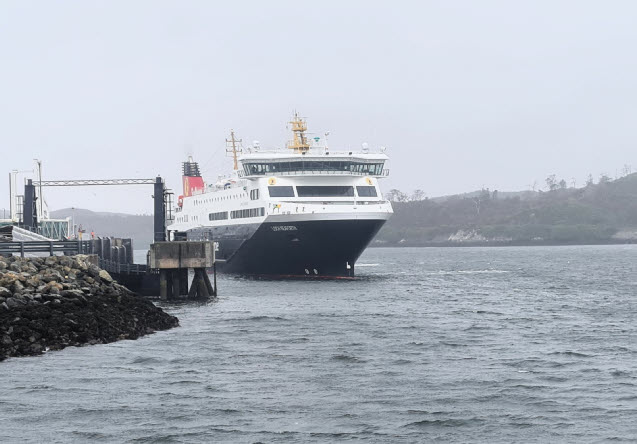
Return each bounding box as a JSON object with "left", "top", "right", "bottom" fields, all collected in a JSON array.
[{"left": 2, "top": 1, "right": 636, "bottom": 214}]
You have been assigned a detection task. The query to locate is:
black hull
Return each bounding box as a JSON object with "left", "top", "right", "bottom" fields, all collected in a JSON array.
[{"left": 187, "top": 219, "right": 385, "bottom": 277}]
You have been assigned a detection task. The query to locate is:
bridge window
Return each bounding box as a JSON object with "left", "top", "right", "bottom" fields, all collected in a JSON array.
[
  {"left": 268, "top": 186, "right": 295, "bottom": 197},
  {"left": 243, "top": 161, "right": 385, "bottom": 176},
  {"left": 250, "top": 189, "right": 260, "bottom": 200},
  {"left": 356, "top": 186, "right": 377, "bottom": 197},
  {"left": 296, "top": 186, "right": 354, "bottom": 197}
]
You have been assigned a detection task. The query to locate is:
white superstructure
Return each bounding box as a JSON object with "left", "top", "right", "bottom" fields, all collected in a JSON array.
[{"left": 167, "top": 114, "right": 393, "bottom": 277}]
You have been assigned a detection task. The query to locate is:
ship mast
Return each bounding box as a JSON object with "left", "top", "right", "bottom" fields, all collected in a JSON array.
[
  {"left": 287, "top": 112, "right": 310, "bottom": 154},
  {"left": 225, "top": 130, "right": 243, "bottom": 171}
]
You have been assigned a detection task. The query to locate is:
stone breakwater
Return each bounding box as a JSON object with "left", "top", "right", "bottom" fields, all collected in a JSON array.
[{"left": 0, "top": 255, "right": 179, "bottom": 361}]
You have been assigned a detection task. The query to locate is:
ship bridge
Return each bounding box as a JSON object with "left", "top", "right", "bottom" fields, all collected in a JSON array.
[{"left": 237, "top": 152, "right": 390, "bottom": 178}]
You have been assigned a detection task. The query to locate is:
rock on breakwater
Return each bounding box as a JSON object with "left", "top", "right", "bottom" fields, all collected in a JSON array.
[{"left": 0, "top": 255, "right": 179, "bottom": 361}]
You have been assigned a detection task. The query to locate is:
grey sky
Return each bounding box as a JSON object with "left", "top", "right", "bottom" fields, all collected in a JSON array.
[{"left": 1, "top": 0, "right": 636, "bottom": 214}]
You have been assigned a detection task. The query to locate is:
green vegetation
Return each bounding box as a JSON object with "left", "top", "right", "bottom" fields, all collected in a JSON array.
[
  {"left": 47, "top": 173, "right": 637, "bottom": 248},
  {"left": 376, "top": 173, "right": 637, "bottom": 246}
]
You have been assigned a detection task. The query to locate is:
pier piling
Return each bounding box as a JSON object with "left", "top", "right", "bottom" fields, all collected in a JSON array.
[{"left": 149, "top": 241, "right": 217, "bottom": 300}]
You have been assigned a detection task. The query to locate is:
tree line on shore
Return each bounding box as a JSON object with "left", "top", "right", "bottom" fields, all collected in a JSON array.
[
  {"left": 384, "top": 165, "right": 634, "bottom": 203},
  {"left": 376, "top": 169, "right": 637, "bottom": 246},
  {"left": 18, "top": 165, "right": 637, "bottom": 248}
]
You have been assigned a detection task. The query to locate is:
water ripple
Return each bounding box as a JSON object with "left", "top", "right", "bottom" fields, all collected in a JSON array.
[{"left": 1, "top": 245, "right": 636, "bottom": 443}]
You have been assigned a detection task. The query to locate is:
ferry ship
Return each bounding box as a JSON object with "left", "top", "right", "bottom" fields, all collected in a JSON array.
[{"left": 167, "top": 114, "right": 393, "bottom": 277}]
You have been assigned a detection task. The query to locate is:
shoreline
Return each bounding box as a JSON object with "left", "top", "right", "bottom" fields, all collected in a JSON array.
[
  {"left": 370, "top": 239, "right": 637, "bottom": 248},
  {"left": 0, "top": 255, "right": 178, "bottom": 361}
]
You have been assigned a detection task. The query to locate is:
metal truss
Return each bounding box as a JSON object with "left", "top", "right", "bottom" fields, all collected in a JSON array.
[{"left": 34, "top": 178, "right": 158, "bottom": 187}]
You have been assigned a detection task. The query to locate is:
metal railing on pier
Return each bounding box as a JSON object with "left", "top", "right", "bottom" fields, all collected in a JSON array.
[
  {"left": 98, "top": 258, "right": 151, "bottom": 275},
  {"left": 0, "top": 240, "right": 89, "bottom": 257},
  {"left": 0, "top": 238, "right": 143, "bottom": 276},
  {"left": 0, "top": 238, "right": 218, "bottom": 298}
]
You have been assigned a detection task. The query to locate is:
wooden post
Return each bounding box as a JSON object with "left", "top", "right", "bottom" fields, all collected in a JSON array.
[
  {"left": 213, "top": 262, "right": 217, "bottom": 296},
  {"left": 159, "top": 269, "right": 169, "bottom": 300},
  {"left": 186, "top": 268, "right": 210, "bottom": 299},
  {"left": 187, "top": 269, "right": 198, "bottom": 299},
  {"left": 197, "top": 270, "right": 209, "bottom": 298},
  {"left": 172, "top": 270, "right": 181, "bottom": 299},
  {"left": 180, "top": 269, "right": 188, "bottom": 295},
  {"left": 203, "top": 269, "right": 214, "bottom": 296}
]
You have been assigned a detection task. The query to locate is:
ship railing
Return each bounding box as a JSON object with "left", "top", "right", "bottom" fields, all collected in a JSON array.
[
  {"left": 237, "top": 169, "right": 390, "bottom": 178},
  {"left": 267, "top": 200, "right": 392, "bottom": 215}
]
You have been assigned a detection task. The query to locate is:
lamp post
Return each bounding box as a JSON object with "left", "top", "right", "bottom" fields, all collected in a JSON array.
[{"left": 71, "top": 207, "right": 76, "bottom": 239}]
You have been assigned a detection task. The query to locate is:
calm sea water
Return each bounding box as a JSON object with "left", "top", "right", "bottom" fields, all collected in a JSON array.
[{"left": 1, "top": 245, "right": 637, "bottom": 443}]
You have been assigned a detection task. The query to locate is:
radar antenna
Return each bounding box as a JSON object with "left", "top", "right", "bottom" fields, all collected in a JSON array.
[
  {"left": 287, "top": 112, "right": 310, "bottom": 154},
  {"left": 226, "top": 130, "right": 243, "bottom": 171}
]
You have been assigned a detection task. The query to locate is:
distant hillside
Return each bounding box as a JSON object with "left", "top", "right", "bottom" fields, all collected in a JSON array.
[
  {"left": 50, "top": 173, "right": 637, "bottom": 249},
  {"left": 376, "top": 173, "right": 637, "bottom": 246},
  {"left": 50, "top": 208, "right": 153, "bottom": 249},
  {"left": 431, "top": 189, "right": 539, "bottom": 203}
]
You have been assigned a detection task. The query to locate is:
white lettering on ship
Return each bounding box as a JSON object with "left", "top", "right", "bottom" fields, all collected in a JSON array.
[{"left": 272, "top": 226, "right": 298, "bottom": 231}]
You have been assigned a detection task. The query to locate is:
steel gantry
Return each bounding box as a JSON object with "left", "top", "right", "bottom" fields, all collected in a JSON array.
[
  {"left": 33, "top": 178, "right": 157, "bottom": 187},
  {"left": 24, "top": 177, "right": 172, "bottom": 242}
]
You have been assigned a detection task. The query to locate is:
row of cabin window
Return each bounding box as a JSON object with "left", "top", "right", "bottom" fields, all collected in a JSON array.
[
  {"left": 193, "top": 193, "right": 247, "bottom": 205},
  {"left": 208, "top": 211, "right": 228, "bottom": 221},
  {"left": 208, "top": 208, "right": 265, "bottom": 221},
  {"left": 177, "top": 214, "right": 199, "bottom": 223},
  {"left": 268, "top": 185, "right": 378, "bottom": 198},
  {"left": 244, "top": 161, "right": 384, "bottom": 176},
  {"left": 230, "top": 207, "right": 265, "bottom": 219}
]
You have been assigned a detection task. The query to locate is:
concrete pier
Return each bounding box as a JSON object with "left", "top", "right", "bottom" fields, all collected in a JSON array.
[
  {"left": 149, "top": 241, "right": 217, "bottom": 300},
  {"left": 0, "top": 237, "right": 219, "bottom": 299}
]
